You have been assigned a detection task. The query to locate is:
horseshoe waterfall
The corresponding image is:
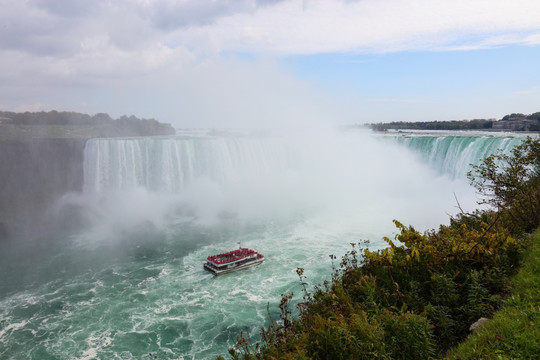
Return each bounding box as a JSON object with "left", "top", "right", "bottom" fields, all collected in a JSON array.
[{"left": 0, "top": 130, "right": 525, "bottom": 359}]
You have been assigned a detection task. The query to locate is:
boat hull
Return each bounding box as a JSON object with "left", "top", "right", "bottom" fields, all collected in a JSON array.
[{"left": 204, "top": 258, "right": 264, "bottom": 276}]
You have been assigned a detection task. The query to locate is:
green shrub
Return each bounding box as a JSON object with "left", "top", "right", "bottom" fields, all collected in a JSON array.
[
  {"left": 378, "top": 310, "right": 435, "bottom": 360},
  {"left": 305, "top": 313, "right": 387, "bottom": 360},
  {"left": 468, "top": 137, "right": 540, "bottom": 234}
]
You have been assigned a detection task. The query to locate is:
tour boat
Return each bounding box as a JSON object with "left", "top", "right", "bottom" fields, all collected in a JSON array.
[{"left": 204, "top": 247, "right": 264, "bottom": 275}]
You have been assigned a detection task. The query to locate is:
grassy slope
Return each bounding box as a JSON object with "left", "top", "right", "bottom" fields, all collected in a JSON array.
[{"left": 444, "top": 231, "right": 540, "bottom": 360}]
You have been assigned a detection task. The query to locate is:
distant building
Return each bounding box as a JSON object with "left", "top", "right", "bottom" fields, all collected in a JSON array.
[
  {"left": 0, "top": 117, "right": 13, "bottom": 124},
  {"left": 492, "top": 118, "right": 538, "bottom": 131}
]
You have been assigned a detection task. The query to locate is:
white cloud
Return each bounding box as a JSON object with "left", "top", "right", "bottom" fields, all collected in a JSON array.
[
  {"left": 522, "top": 33, "right": 540, "bottom": 45},
  {"left": 4, "top": 0, "right": 540, "bottom": 65},
  {"left": 175, "top": 0, "right": 540, "bottom": 54},
  {"left": 1, "top": 0, "right": 539, "bottom": 126}
]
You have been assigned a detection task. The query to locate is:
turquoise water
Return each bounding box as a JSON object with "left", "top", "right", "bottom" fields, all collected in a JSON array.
[
  {"left": 1, "top": 218, "right": 369, "bottom": 359},
  {"left": 0, "top": 130, "right": 521, "bottom": 359}
]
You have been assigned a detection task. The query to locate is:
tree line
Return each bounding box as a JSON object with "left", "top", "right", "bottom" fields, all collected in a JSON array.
[
  {"left": 0, "top": 110, "right": 176, "bottom": 137},
  {"left": 367, "top": 111, "right": 540, "bottom": 132}
]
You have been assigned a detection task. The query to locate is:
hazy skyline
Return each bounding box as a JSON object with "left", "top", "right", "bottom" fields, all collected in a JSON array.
[{"left": 1, "top": 0, "right": 539, "bottom": 128}]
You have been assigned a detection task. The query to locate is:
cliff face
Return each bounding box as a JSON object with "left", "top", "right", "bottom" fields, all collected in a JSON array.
[
  {"left": 0, "top": 110, "right": 178, "bottom": 242},
  {"left": 0, "top": 138, "right": 87, "bottom": 240}
]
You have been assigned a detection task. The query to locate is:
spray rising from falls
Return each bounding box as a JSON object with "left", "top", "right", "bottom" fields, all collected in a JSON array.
[{"left": 81, "top": 131, "right": 519, "bottom": 231}]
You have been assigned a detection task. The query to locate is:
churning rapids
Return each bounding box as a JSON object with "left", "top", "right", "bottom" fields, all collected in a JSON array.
[{"left": 0, "top": 129, "right": 525, "bottom": 359}]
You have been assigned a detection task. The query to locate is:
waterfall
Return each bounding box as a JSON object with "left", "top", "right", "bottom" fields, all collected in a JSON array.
[
  {"left": 392, "top": 135, "right": 523, "bottom": 178},
  {"left": 84, "top": 133, "right": 525, "bottom": 194},
  {"left": 83, "top": 136, "right": 294, "bottom": 193}
]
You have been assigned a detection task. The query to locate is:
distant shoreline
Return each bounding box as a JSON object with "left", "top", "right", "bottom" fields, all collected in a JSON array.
[
  {"left": 365, "top": 111, "right": 540, "bottom": 132},
  {"left": 373, "top": 129, "right": 540, "bottom": 138},
  {"left": 0, "top": 110, "right": 176, "bottom": 141}
]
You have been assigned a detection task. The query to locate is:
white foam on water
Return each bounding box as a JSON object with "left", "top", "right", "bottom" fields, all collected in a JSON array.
[
  {"left": 78, "top": 347, "right": 98, "bottom": 360},
  {"left": 0, "top": 320, "right": 29, "bottom": 340},
  {"left": 228, "top": 289, "right": 263, "bottom": 302}
]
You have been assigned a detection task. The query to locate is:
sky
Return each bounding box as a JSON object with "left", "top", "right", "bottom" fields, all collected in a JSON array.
[{"left": 1, "top": 0, "right": 539, "bottom": 128}]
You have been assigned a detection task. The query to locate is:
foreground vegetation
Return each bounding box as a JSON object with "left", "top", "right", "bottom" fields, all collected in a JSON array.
[
  {"left": 221, "top": 137, "right": 540, "bottom": 359},
  {"left": 444, "top": 230, "right": 540, "bottom": 359}
]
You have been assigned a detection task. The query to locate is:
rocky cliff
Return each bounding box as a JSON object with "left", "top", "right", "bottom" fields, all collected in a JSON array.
[
  {"left": 0, "top": 138, "right": 87, "bottom": 240},
  {"left": 0, "top": 110, "right": 177, "bottom": 242}
]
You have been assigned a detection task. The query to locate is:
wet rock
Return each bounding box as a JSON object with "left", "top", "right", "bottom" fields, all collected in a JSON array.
[{"left": 469, "top": 317, "right": 490, "bottom": 332}]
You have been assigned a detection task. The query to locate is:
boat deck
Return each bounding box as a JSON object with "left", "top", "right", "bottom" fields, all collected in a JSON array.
[{"left": 204, "top": 247, "right": 264, "bottom": 275}]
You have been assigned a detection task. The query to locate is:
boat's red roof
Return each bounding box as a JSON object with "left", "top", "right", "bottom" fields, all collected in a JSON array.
[{"left": 207, "top": 248, "right": 263, "bottom": 264}]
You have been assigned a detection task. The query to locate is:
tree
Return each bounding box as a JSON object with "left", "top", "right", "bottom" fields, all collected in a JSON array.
[
  {"left": 468, "top": 137, "right": 540, "bottom": 233},
  {"left": 527, "top": 112, "right": 540, "bottom": 121},
  {"left": 502, "top": 113, "right": 526, "bottom": 121}
]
